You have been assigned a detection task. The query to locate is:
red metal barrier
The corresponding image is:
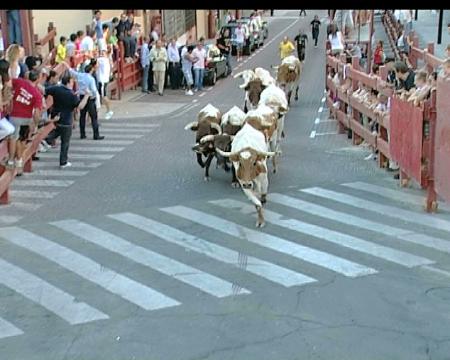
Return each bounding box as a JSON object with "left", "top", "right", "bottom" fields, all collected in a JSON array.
[
  {"left": 389, "top": 97, "right": 424, "bottom": 182},
  {"left": 0, "top": 122, "right": 55, "bottom": 205},
  {"left": 434, "top": 77, "right": 450, "bottom": 203}
]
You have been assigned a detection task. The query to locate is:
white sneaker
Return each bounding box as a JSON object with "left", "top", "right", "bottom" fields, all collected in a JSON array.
[
  {"left": 41, "top": 140, "right": 51, "bottom": 150},
  {"left": 186, "top": 90, "right": 194, "bottom": 96},
  {"left": 105, "top": 111, "right": 114, "bottom": 120},
  {"left": 15, "top": 159, "right": 23, "bottom": 168},
  {"left": 364, "top": 153, "right": 375, "bottom": 160},
  {"left": 60, "top": 162, "right": 72, "bottom": 169}
]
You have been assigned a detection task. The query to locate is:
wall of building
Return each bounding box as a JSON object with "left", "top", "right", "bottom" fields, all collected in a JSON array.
[{"left": 195, "top": 10, "right": 208, "bottom": 40}]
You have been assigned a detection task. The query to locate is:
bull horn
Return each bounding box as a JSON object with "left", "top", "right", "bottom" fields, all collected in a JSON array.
[
  {"left": 210, "top": 123, "right": 222, "bottom": 134},
  {"left": 233, "top": 71, "right": 246, "bottom": 79},
  {"left": 184, "top": 121, "right": 198, "bottom": 130},
  {"left": 215, "top": 148, "right": 236, "bottom": 158},
  {"left": 257, "top": 150, "right": 277, "bottom": 158},
  {"left": 200, "top": 134, "right": 215, "bottom": 144}
]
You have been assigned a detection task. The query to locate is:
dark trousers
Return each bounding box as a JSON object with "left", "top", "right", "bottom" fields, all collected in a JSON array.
[
  {"left": 168, "top": 62, "right": 181, "bottom": 89},
  {"left": 224, "top": 53, "right": 232, "bottom": 75},
  {"left": 299, "top": 10, "right": 307, "bottom": 16},
  {"left": 312, "top": 31, "right": 319, "bottom": 46},
  {"left": 46, "top": 124, "right": 72, "bottom": 166},
  {"left": 79, "top": 97, "right": 100, "bottom": 138}
]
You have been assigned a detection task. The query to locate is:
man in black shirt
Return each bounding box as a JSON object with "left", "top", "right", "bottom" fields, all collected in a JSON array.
[
  {"left": 311, "top": 15, "right": 321, "bottom": 48},
  {"left": 217, "top": 28, "right": 232, "bottom": 76},
  {"left": 394, "top": 61, "right": 415, "bottom": 92},
  {"left": 294, "top": 30, "right": 308, "bottom": 61},
  {"left": 44, "top": 71, "right": 90, "bottom": 168}
]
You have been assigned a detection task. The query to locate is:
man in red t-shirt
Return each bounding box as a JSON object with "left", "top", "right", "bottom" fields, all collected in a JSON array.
[{"left": 6, "top": 70, "right": 43, "bottom": 172}]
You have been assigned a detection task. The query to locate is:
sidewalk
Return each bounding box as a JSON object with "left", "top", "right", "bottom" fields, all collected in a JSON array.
[{"left": 412, "top": 10, "right": 449, "bottom": 58}]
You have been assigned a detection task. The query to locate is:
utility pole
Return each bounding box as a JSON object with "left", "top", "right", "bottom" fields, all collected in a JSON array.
[
  {"left": 366, "top": 10, "right": 374, "bottom": 74},
  {"left": 438, "top": 9, "right": 443, "bottom": 44},
  {"left": 415, "top": 10, "right": 418, "bottom": 21}
]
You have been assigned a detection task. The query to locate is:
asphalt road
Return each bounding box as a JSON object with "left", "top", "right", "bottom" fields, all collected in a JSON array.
[{"left": 1, "top": 10, "right": 450, "bottom": 360}]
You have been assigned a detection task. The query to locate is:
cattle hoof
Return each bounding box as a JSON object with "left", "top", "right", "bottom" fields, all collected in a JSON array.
[
  {"left": 224, "top": 165, "right": 231, "bottom": 173},
  {"left": 272, "top": 168, "right": 277, "bottom": 174},
  {"left": 256, "top": 220, "right": 266, "bottom": 228},
  {"left": 204, "top": 176, "right": 211, "bottom": 182},
  {"left": 281, "top": 131, "right": 285, "bottom": 138},
  {"left": 261, "top": 195, "right": 267, "bottom": 204},
  {"left": 231, "top": 181, "right": 240, "bottom": 189},
  {"left": 295, "top": 96, "right": 298, "bottom": 101}
]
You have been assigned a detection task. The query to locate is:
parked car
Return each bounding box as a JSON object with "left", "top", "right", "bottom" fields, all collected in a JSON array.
[
  {"left": 203, "top": 44, "right": 228, "bottom": 86},
  {"left": 219, "top": 23, "right": 254, "bottom": 56},
  {"left": 237, "top": 17, "right": 264, "bottom": 49}
]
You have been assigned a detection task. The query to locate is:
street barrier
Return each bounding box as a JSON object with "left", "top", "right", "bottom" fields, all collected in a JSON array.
[
  {"left": 0, "top": 122, "right": 55, "bottom": 205},
  {"left": 325, "top": 45, "right": 448, "bottom": 211}
]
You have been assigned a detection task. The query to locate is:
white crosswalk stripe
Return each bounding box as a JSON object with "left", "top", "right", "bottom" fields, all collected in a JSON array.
[
  {"left": 210, "top": 199, "right": 434, "bottom": 268},
  {"left": 1, "top": 181, "right": 450, "bottom": 340},
  {"left": 161, "top": 206, "right": 377, "bottom": 278},
  {"left": 301, "top": 187, "right": 450, "bottom": 233},
  {"left": 0, "top": 215, "right": 23, "bottom": 225},
  {"left": 270, "top": 193, "right": 450, "bottom": 254},
  {"left": 99, "top": 128, "right": 155, "bottom": 133},
  {"left": 9, "top": 190, "right": 59, "bottom": 199},
  {"left": 108, "top": 212, "right": 317, "bottom": 287},
  {"left": 26, "top": 170, "right": 89, "bottom": 177},
  {"left": 342, "top": 182, "right": 450, "bottom": 212},
  {"left": 89, "top": 134, "right": 143, "bottom": 139},
  {"left": 67, "top": 146, "right": 125, "bottom": 153},
  {"left": 0, "top": 258, "right": 109, "bottom": 325},
  {"left": 38, "top": 153, "right": 115, "bottom": 160},
  {"left": 51, "top": 220, "right": 250, "bottom": 298},
  {"left": 70, "top": 140, "right": 135, "bottom": 146},
  {"left": 101, "top": 123, "right": 159, "bottom": 128},
  {"left": 33, "top": 161, "right": 102, "bottom": 168},
  {"left": 0, "top": 227, "right": 181, "bottom": 311},
  {"left": 0, "top": 202, "right": 42, "bottom": 211},
  {"left": 11, "top": 179, "right": 75, "bottom": 187},
  {"left": 0, "top": 317, "right": 23, "bottom": 340}
]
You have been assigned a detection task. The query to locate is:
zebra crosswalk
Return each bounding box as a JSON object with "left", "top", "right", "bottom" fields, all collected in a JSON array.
[
  {"left": 0, "top": 121, "right": 160, "bottom": 226},
  {"left": 0, "top": 181, "right": 449, "bottom": 341}
]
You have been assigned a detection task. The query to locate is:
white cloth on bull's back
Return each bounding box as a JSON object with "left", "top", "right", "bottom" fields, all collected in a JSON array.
[
  {"left": 231, "top": 123, "right": 268, "bottom": 154},
  {"left": 259, "top": 84, "right": 288, "bottom": 110},
  {"left": 254, "top": 67, "right": 276, "bottom": 86},
  {"left": 198, "top": 104, "right": 221, "bottom": 121},
  {"left": 221, "top": 106, "right": 246, "bottom": 127}
]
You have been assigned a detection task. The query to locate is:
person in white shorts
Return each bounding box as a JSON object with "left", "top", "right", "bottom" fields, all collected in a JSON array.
[
  {"left": 181, "top": 44, "right": 195, "bottom": 96},
  {"left": 96, "top": 50, "right": 114, "bottom": 120},
  {"left": 234, "top": 23, "right": 245, "bottom": 62}
]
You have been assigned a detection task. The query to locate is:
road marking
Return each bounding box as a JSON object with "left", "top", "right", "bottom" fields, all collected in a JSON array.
[
  {"left": 421, "top": 265, "right": 450, "bottom": 279},
  {"left": 342, "top": 182, "right": 450, "bottom": 212},
  {"left": 161, "top": 206, "right": 377, "bottom": 278},
  {"left": 0, "top": 258, "right": 109, "bottom": 325},
  {"left": 270, "top": 193, "right": 411, "bottom": 237},
  {"left": 39, "top": 153, "right": 114, "bottom": 160},
  {"left": 309, "top": 130, "right": 316, "bottom": 138},
  {"left": 98, "top": 128, "right": 155, "bottom": 133},
  {"left": 11, "top": 179, "right": 75, "bottom": 187},
  {"left": 109, "top": 212, "right": 316, "bottom": 287},
  {"left": 301, "top": 188, "right": 450, "bottom": 233},
  {"left": 315, "top": 131, "right": 339, "bottom": 136},
  {"left": 70, "top": 140, "right": 135, "bottom": 146},
  {"left": 29, "top": 170, "right": 89, "bottom": 177},
  {"left": 100, "top": 123, "right": 159, "bottom": 128},
  {"left": 0, "top": 227, "right": 181, "bottom": 311},
  {"left": 171, "top": 103, "right": 197, "bottom": 118},
  {"left": 0, "top": 202, "right": 42, "bottom": 211},
  {"left": 9, "top": 190, "right": 59, "bottom": 199},
  {"left": 318, "top": 107, "right": 323, "bottom": 113},
  {"left": 212, "top": 199, "right": 434, "bottom": 268},
  {"left": 207, "top": 87, "right": 213, "bottom": 91},
  {"left": 34, "top": 161, "right": 102, "bottom": 168},
  {"left": 199, "top": 92, "right": 206, "bottom": 97},
  {"left": 314, "top": 118, "right": 320, "bottom": 124},
  {"left": 52, "top": 220, "right": 250, "bottom": 298},
  {"left": 0, "top": 216, "right": 22, "bottom": 224},
  {"left": 87, "top": 134, "right": 143, "bottom": 139},
  {"left": 67, "top": 146, "right": 125, "bottom": 153},
  {"left": 0, "top": 318, "right": 23, "bottom": 340},
  {"left": 193, "top": 99, "right": 198, "bottom": 103}
]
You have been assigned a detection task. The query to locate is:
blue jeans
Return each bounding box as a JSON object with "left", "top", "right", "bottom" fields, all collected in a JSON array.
[
  {"left": 142, "top": 65, "right": 149, "bottom": 92},
  {"left": 7, "top": 10, "right": 22, "bottom": 45},
  {"left": 194, "top": 68, "right": 205, "bottom": 90},
  {"left": 224, "top": 53, "right": 232, "bottom": 75}
]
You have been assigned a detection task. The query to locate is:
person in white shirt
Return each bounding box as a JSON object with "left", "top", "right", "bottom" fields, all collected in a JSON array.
[
  {"left": 167, "top": 38, "right": 181, "bottom": 90},
  {"left": 81, "top": 30, "right": 96, "bottom": 57},
  {"left": 96, "top": 50, "right": 114, "bottom": 119},
  {"left": 97, "top": 24, "right": 109, "bottom": 53},
  {"left": 328, "top": 24, "right": 344, "bottom": 55},
  {"left": 192, "top": 40, "right": 207, "bottom": 91},
  {"left": 234, "top": 23, "right": 245, "bottom": 62},
  {"left": 181, "top": 44, "right": 195, "bottom": 95}
]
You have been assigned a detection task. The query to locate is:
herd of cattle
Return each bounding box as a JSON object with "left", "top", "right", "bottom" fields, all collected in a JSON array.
[{"left": 185, "top": 55, "right": 302, "bottom": 228}]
